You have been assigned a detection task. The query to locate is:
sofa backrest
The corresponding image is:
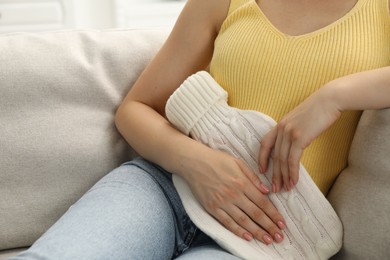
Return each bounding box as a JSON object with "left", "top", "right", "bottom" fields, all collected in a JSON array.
[
  {"left": 0, "top": 29, "right": 168, "bottom": 250},
  {"left": 328, "top": 108, "right": 390, "bottom": 260}
]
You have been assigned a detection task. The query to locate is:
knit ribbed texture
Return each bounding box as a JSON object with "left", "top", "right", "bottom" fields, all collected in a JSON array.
[
  {"left": 210, "top": 0, "right": 390, "bottom": 194},
  {"left": 165, "top": 71, "right": 342, "bottom": 260},
  {"left": 166, "top": 71, "right": 228, "bottom": 135}
]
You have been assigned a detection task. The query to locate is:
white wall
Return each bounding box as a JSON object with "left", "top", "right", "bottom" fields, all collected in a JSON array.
[
  {"left": 115, "top": 0, "right": 186, "bottom": 29},
  {"left": 70, "top": 0, "right": 186, "bottom": 29},
  {"left": 0, "top": 0, "right": 187, "bottom": 33},
  {"left": 71, "top": 0, "right": 115, "bottom": 29}
]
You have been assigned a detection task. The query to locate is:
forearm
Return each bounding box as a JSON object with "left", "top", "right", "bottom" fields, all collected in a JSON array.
[
  {"left": 323, "top": 66, "right": 390, "bottom": 111},
  {"left": 115, "top": 100, "right": 210, "bottom": 179}
]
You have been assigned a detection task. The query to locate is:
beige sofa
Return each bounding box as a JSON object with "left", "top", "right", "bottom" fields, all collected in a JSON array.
[{"left": 0, "top": 29, "right": 389, "bottom": 260}]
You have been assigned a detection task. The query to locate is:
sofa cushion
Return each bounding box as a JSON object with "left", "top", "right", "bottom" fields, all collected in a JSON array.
[
  {"left": 0, "top": 29, "right": 168, "bottom": 250},
  {"left": 0, "top": 248, "right": 24, "bottom": 260},
  {"left": 328, "top": 108, "right": 390, "bottom": 260}
]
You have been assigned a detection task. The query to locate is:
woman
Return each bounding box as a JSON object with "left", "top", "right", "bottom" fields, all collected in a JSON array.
[{"left": 12, "top": 0, "right": 390, "bottom": 259}]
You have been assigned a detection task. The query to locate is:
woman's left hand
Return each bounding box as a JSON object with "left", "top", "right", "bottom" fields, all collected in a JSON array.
[{"left": 258, "top": 86, "right": 342, "bottom": 192}]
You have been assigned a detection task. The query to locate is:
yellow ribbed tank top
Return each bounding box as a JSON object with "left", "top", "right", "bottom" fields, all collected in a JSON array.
[{"left": 210, "top": 0, "right": 390, "bottom": 194}]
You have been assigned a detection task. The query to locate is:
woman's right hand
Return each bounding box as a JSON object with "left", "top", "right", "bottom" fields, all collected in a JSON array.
[
  {"left": 185, "top": 148, "right": 286, "bottom": 245},
  {"left": 115, "top": 0, "right": 285, "bottom": 245}
]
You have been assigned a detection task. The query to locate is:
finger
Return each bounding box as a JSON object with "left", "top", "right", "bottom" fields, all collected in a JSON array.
[
  {"left": 214, "top": 208, "right": 253, "bottom": 242},
  {"left": 245, "top": 184, "right": 287, "bottom": 230},
  {"left": 259, "top": 127, "right": 277, "bottom": 174},
  {"left": 243, "top": 191, "right": 286, "bottom": 243},
  {"left": 280, "top": 130, "right": 293, "bottom": 191},
  {"left": 226, "top": 204, "right": 275, "bottom": 245},
  {"left": 288, "top": 143, "right": 303, "bottom": 187},
  {"left": 237, "top": 163, "right": 286, "bottom": 242},
  {"left": 272, "top": 128, "right": 283, "bottom": 193},
  {"left": 237, "top": 160, "right": 270, "bottom": 194}
]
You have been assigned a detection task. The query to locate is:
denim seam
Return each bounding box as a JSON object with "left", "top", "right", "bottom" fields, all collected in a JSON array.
[{"left": 127, "top": 158, "right": 198, "bottom": 257}]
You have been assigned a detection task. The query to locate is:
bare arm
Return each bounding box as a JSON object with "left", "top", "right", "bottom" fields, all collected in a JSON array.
[
  {"left": 259, "top": 66, "right": 390, "bottom": 192},
  {"left": 330, "top": 66, "right": 390, "bottom": 111},
  {"left": 116, "top": 0, "right": 220, "bottom": 172},
  {"left": 115, "top": 0, "right": 286, "bottom": 244}
]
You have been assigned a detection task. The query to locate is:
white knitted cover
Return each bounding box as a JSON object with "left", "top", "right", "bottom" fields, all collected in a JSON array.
[{"left": 165, "top": 71, "right": 342, "bottom": 260}]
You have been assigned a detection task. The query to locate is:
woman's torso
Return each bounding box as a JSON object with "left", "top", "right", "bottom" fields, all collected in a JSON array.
[{"left": 210, "top": 0, "right": 390, "bottom": 194}]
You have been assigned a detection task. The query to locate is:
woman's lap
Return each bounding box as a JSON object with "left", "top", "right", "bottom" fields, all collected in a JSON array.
[{"left": 9, "top": 157, "right": 238, "bottom": 260}]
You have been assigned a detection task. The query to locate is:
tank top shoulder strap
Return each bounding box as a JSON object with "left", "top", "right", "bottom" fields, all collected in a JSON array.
[{"left": 227, "top": 0, "right": 252, "bottom": 16}]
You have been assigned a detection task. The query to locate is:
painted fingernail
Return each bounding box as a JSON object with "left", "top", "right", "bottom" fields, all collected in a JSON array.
[
  {"left": 263, "top": 234, "right": 273, "bottom": 245},
  {"left": 290, "top": 179, "right": 295, "bottom": 189},
  {"left": 259, "top": 166, "right": 264, "bottom": 173},
  {"left": 244, "top": 233, "right": 253, "bottom": 241},
  {"left": 274, "top": 232, "right": 284, "bottom": 243},
  {"left": 272, "top": 183, "right": 277, "bottom": 193},
  {"left": 260, "top": 183, "right": 270, "bottom": 193},
  {"left": 277, "top": 220, "right": 286, "bottom": 229}
]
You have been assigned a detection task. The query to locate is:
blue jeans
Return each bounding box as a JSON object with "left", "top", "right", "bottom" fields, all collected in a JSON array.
[{"left": 9, "top": 158, "right": 240, "bottom": 260}]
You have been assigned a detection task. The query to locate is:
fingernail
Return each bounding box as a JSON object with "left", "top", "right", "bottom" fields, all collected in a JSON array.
[
  {"left": 274, "top": 232, "right": 284, "bottom": 243},
  {"left": 259, "top": 166, "right": 264, "bottom": 174},
  {"left": 290, "top": 179, "right": 295, "bottom": 189},
  {"left": 263, "top": 234, "right": 273, "bottom": 245},
  {"left": 254, "top": 179, "right": 263, "bottom": 191},
  {"left": 244, "top": 233, "right": 253, "bottom": 241},
  {"left": 277, "top": 220, "right": 286, "bottom": 229},
  {"left": 272, "top": 183, "right": 277, "bottom": 193},
  {"left": 260, "top": 183, "right": 270, "bottom": 193}
]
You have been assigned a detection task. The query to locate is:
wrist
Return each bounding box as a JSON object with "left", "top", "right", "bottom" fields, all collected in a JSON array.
[
  {"left": 318, "top": 80, "right": 346, "bottom": 112},
  {"left": 167, "top": 137, "right": 214, "bottom": 182}
]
